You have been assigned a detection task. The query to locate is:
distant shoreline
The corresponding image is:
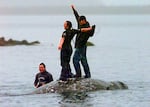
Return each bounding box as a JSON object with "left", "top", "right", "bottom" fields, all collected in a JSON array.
[{"left": 0, "top": 6, "right": 150, "bottom": 15}]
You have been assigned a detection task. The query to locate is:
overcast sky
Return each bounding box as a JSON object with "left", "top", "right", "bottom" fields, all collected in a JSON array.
[
  {"left": 103, "top": 0, "right": 150, "bottom": 6},
  {"left": 0, "top": 0, "right": 150, "bottom": 7}
]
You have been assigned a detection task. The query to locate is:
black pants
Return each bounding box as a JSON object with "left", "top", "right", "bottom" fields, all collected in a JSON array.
[{"left": 59, "top": 48, "right": 73, "bottom": 81}]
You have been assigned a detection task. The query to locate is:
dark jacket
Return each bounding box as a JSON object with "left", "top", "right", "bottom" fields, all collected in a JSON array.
[
  {"left": 34, "top": 71, "right": 53, "bottom": 88},
  {"left": 72, "top": 7, "right": 91, "bottom": 48}
]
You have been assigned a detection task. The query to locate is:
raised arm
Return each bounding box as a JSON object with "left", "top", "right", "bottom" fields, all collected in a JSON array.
[{"left": 71, "top": 5, "right": 80, "bottom": 28}]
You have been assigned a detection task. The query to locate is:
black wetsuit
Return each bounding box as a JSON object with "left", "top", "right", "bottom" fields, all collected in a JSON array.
[
  {"left": 34, "top": 71, "right": 53, "bottom": 88},
  {"left": 59, "top": 29, "right": 80, "bottom": 81}
]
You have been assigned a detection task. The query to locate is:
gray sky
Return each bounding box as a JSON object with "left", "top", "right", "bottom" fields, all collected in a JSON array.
[
  {"left": 0, "top": 0, "right": 150, "bottom": 15},
  {"left": 0, "top": 0, "right": 150, "bottom": 7},
  {"left": 103, "top": 0, "right": 150, "bottom": 6}
]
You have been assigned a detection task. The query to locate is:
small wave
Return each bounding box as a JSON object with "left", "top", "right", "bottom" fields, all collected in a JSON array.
[{"left": 0, "top": 92, "right": 33, "bottom": 97}]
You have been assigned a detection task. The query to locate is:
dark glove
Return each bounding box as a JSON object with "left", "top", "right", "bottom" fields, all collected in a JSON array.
[{"left": 89, "top": 25, "right": 96, "bottom": 37}]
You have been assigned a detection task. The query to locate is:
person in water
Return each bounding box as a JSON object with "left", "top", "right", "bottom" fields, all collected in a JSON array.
[
  {"left": 71, "top": 5, "right": 95, "bottom": 78},
  {"left": 58, "top": 20, "right": 93, "bottom": 81},
  {"left": 34, "top": 63, "right": 53, "bottom": 88}
]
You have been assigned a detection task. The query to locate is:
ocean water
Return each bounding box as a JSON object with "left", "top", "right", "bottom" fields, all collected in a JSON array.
[{"left": 0, "top": 14, "right": 150, "bottom": 107}]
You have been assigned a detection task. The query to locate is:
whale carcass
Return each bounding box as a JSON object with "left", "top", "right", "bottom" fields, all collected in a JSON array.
[{"left": 32, "top": 78, "right": 128, "bottom": 94}]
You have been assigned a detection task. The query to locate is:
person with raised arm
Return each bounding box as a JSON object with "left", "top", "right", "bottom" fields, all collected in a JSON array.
[{"left": 71, "top": 5, "right": 95, "bottom": 78}]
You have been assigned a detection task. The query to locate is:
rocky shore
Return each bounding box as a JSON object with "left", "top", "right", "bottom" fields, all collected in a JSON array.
[{"left": 0, "top": 37, "right": 40, "bottom": 46}]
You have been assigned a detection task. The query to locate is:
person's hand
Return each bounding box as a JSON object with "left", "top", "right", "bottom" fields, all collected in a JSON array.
[
  {"left": 35, "top": 84, "right": 39, "bottom": 88},
  {"left": 58, "top": 45, "right": 62, "bottom": 50},
  {"left": 89, "top": 25, "right": 96, "bottom": 37},
  {"left": 92, "top": 25, "right": 96, "bottom": 29},
  {"left": 71, "top": 5, "right": 75, "bottom": 9}
]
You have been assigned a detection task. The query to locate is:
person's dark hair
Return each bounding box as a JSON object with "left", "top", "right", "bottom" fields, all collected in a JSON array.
[
  {"left": 79, "top": 16, "right": 86, "bottom": 21},
  {"left": 40, "top": 63, "right": 46, "bottom": 68},
  {"left": 66, "top": 21, "right": 72, "bottom": 29}
]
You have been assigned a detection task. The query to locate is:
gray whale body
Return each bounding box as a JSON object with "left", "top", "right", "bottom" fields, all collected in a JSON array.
[{"left": 32, "top": 78, "right": 128, "bottom": 94}]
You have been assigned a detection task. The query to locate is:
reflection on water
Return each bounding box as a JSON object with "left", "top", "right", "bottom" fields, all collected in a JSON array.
[
  {"left": 60, "top": 92, "right": 88, "bottom": 103},
  {"left": 59, "top": 92, "right": 94, "bottom": 107}
]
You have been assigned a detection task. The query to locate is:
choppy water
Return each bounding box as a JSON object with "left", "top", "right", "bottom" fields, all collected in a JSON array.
[{"left": 0, "top": 14, "right": 150, "bottom": 107}]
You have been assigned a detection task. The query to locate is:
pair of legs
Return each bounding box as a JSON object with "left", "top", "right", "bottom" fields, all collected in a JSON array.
[
  {"left": 59, "top": 48, "right": 73, "bottom": 81},
  {"left": 73, "top": 46, "right": 91, "bottom": 78}
]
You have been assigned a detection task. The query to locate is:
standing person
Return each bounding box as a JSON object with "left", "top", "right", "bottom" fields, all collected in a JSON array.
[
  {"left": 58, "top": 20, "right": 93, "bottom": 81},
  {"left": 71, "top": 5, "right": 95, "bottom": 78},
  {"left": 34, "top": 63, "right": 53, "bottom": 88}
]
